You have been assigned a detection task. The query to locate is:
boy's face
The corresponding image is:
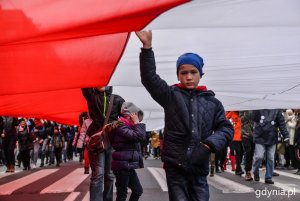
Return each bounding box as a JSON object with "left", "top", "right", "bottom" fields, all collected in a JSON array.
[{"left": 177, "top": 64, "right": 200, "bottom": 89}]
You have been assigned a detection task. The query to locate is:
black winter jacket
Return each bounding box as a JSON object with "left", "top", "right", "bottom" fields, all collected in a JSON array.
[
  {"left": 139, "top": 48, "right": 233, "bottom": 173},
  {"left": 111, "top": 123, "right": 146, "bottom": 171},
  {"left": 252, "top": 109, "right": 289, "bottom": 145},
  {"left": 81, "top": 88, "right": 125, "bottom": 134}
]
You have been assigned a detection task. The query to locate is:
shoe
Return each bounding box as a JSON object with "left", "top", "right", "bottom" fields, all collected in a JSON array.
[
  {"left": 272, "top": 172, "right": 279, "bottom": 176},
  {"left": 216, "top": 168, "right": 221, "bottom": 173},
  {"left": 210, "top": 166, "right": 214, "bottom": 177},
  {"left": 10, "top": 165, "right": 15, "bottom": 173},
  {"left": 275, "top": 165, "right": 285, "bottom": 170},
  {"left": 84, "top": 167, "right": 89, "bottom": 174},
  {"left": 245, "top": 171, "right": 253, "bottom": 181},
  {"left": 56, "top": 163, "right": 60, "bottom": 167},
  {"left": 265, "top": 180, "right": 274, "bottom": 184},
  {"left": 40, "top": 163, "right": 44, "bottom": 167},
  {"left": 287, "top": 166, "right": 296, "bottom": 170},
  {"left": 235, "top": 170, "right": 244, "bottom": 176},
  {"left": 254, "top": 174, "right": 260, "bottom": 181},
  {"left": 5, "top": 165, "right": 11, "bottom": 173}
]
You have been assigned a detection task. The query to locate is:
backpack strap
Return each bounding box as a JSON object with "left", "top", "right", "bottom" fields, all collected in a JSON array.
[{"left": 103, "top": 94, "right": 115, "bottom": 126}]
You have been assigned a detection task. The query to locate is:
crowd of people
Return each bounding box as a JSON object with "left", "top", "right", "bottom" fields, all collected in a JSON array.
[
  {"left": 210, "top": 109, "right": 300, "bottom": 183},
  {"left": 0, "top": 117, "right": 86, "bottom": 172}
]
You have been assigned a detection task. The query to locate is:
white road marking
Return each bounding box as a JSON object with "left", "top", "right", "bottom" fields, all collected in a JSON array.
[
  {"left": 82, "top": 191, "right": 89, "bottom": 201},
  {"left": 40, "top": 168, "right": 89, "bottom": 194},
  {"left": 0, "top": 170, "right": 22, "bottom": 179},
  {"left": 208, "top": 174, "right": 254, "bottom": 193},
  {"left": 0, "top": 169, "right": 59, "bottom": 195},
  {"left": 225, "top": 168, "right": 300, "bottom": 193},
  {"left": 63, "top": 192, "right": 80, "bottom": 201},
  {"left": 148, "top": 167, "right": 168, "bottom": 191},
  {"left": 272, "top": 169, "right": 300, "bottom": 179}
]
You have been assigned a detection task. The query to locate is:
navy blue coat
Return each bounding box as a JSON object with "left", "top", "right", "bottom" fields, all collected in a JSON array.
[
  {"left": 111, "top": 123, "right": 146, "bottom": 171},
  {"left": 252, "top": 109, "right": 289, "bottom": 145},
  {"left": 139, "top": 48, "right": 233, "bottom": 175}
]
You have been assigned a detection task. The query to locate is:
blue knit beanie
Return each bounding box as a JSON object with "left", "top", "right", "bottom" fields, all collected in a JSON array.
[{"left": 176, "top": 53, "right": 204, "bottom": 76}]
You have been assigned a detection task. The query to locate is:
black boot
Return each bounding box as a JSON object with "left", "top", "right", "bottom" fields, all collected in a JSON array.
[
  {"left": 235, "top": 169, "right": 244, "bottom": 176},
  {"left": 84, "top": 167, "right": 89, "bottom": 174},
  {"left": 210, "top": 166, "right": 214, "bottom": 177}
]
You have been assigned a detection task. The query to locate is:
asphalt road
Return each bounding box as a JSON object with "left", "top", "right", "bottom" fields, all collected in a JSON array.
[{"left": 0, "top": 157, "right": 299, "bottom": 201}]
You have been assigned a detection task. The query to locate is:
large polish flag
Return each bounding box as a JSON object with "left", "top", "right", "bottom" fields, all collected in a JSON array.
[{"left": 1, "top": 0, "right": 300, "bottom": 130}]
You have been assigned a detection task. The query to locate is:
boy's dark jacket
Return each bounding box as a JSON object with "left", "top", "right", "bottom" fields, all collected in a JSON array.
[{"left": 140, "top": 48, "right": 233, "bottom": 175}]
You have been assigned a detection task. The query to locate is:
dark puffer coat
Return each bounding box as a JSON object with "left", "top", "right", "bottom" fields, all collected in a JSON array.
[
  {"left": 111, "top": 123, "right": 146, "bottom": 171},
  {"left": 139, "top": 48, "right": 233, "bottom": 175}
]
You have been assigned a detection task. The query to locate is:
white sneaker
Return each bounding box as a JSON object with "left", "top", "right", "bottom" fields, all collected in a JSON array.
[{"left": 32, "top": 164, "right": 36, "bottom": 169}]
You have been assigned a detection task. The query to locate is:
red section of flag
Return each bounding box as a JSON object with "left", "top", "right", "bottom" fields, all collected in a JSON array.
[{"left": 0, "top": 0, "right": 189, "bottom": 125}]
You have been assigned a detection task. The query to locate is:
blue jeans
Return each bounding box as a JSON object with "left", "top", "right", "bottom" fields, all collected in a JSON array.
[
  {"left": 252, "top": 144, "right": 276, "bottom": 181},
  {"left": 89, "top": 148, "right": 114, "bottom": 201},
  {"left": 165, "top": 166, "right": 209, "bottom": 201},
  {"left": 62, "top": 142, "right": 67, "bottom": 162},
  {"left": 31, "top": 141, "right": 40, "bottom": 166},
  {"left": 113, "top": 169, "right": 143, "bottom": 201}
]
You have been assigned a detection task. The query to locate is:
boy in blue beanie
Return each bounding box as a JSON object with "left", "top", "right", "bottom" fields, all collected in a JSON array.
[{"left": 136, "top": 30, "right": 233, "bottom": 201}]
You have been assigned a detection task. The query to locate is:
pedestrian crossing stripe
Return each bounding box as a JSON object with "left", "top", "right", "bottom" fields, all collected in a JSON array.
[
  {"left": 63, "top": 192, "right": 80, "bottom": 201},
  {"left": 0, "top": 169, "right": 22, "bottom": 179},
  {"left": 224, "top": 169, "right": 300, "bottom": 193},
  {"left": 81, "top": 191, "right": 89, "bottom": 201},
  {"left": 147, "top": 167, "right": 255, "bottom": 193},
  {"left": 273, "top": 169, "right": 300, "bottom": 180},
  {"left": 41, "top": 168, "right": 89, "bottom": 194},
  {"left": 0, "top": 166, "right": 299, "bottom": 197},
  {"left": 208, "top": 174, "right": 254, "bottom": 193},
  {"left": 0, "top": 169, "right": 59, "bottom": 195},
  {"left": 148, "top": 167, "right": 168, "bottom": 191}
]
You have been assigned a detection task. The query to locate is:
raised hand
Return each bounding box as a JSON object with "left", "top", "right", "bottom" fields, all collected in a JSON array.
[
  {"left": 135, "top": 30, "right": 152, "bottom": 49},
  {"left": 129, "top": 113, "right": 140, "bottom": 124}
]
